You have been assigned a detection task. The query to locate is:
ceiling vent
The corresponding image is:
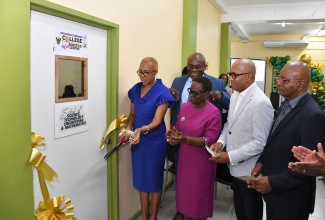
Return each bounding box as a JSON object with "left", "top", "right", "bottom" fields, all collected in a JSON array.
[{"left": 264, "top": 40, "right": 309, "bottom": 48}]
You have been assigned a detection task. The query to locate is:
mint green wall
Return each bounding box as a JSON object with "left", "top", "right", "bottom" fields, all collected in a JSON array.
[
  {"left": 182, "top": 0, "right": 198, "bottom": 67},
  {"left": 0, "top": 0, "right": 34, "bottom": 219},
  {"left": 219, "top": 22, "right": 231, "bottom": 75}
]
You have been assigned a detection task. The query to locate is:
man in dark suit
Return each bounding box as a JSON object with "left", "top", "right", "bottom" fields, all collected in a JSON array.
[
  {"left": 169, "top": 52, "right": 230, "bottom": 220},
  {"left": 170, "top": 53, "right": 230, "bottom": 125},
  {"left": 248, "top": 61, "right": 325, "bottom": 220}
]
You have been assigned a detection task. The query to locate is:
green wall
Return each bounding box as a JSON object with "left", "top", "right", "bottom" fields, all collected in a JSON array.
[
  {"left": 219, "top": 22, "right": 231, "bottom": 74},
  {"left": 0, "top": 0, "right": 34, "bottom": 219},
  {"left": 182, "top": 0, "right": 198, "bottom": 67}
]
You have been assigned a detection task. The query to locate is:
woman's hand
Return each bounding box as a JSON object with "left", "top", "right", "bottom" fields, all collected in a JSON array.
[
  {"left": 119, "top": 132, "right": 129, "bottom": 143},
  {"left": 166, "top": 129, "right": 184, "bottom": 145},
  {"left": 130, "top": 128, "right": 141, "bottom": 144}
]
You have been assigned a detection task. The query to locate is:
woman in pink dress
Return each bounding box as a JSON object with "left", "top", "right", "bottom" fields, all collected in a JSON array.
[{"left": 166, "top": 76, "right": 222, "bottom": 220}]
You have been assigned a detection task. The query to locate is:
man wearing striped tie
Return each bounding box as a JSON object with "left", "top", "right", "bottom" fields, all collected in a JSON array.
[{"left": 249, "top": 61, "right": 325, "bottom": 220}]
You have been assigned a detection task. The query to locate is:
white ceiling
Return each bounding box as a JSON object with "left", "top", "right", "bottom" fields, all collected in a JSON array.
[{"left": 209, "top": 0, "right": 325, "bottom": 41}]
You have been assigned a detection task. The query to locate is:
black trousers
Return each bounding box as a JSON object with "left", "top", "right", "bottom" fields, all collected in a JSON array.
[
  {"left": 232, "top": 177, "right": 263, "bottom": 220},
  {"left": 265, "top": 203, "right": 309, "bottom": 220}
]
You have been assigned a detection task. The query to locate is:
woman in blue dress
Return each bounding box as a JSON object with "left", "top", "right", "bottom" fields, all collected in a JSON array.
[{"left": 125, "top": 57, "right": 176, "bottom": 220}]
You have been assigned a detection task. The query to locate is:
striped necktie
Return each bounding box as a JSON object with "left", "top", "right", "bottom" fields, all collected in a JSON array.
[{"left": 271, "top": 100, "right": 291, "bottom": 133}]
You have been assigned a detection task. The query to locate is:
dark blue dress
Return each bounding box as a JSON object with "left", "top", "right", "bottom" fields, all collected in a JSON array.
[{"left": 128, "top": 79, "right": 176, "bottom": 192}]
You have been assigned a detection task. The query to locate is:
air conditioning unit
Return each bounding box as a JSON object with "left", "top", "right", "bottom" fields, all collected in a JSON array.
[{"left": 264, "top": 40, "right": 309, "bottom": 48}]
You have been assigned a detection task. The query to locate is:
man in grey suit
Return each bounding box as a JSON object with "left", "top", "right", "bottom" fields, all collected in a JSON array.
[
  {"left": 169, "top": 52, "right": 230, "bottom": 220},
  {"left": 210, "top": 58, "right": 274, "bottom": 220}
]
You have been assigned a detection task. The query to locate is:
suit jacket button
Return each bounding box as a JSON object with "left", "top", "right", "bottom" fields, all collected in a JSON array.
[{"left": 229, "top": 132, "right": 231, "bottom": 134}]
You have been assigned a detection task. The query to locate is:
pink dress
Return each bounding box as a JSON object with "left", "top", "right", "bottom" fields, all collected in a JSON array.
[{"left": 175, "top": 102, "right": 221, "bottom": 218}]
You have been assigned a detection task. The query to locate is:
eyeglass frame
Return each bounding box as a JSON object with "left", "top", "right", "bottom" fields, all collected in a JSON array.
[
  {"left": 187, "top": 64, "right": 205, "bottom": 70},
  {"left": 136, "top": 69, "right": 157, "bottom": 77},
  {"left": 275, "top": 76, "right": 292, "bottom": 85},
  {"left": 187, "top": 88, "right": 206, "bottom": 97},
  {"left": 227, "top": 72, "right": 250, "bottom": 79}
]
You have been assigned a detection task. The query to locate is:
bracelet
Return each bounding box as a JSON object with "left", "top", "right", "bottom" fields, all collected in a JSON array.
[
  {"left": 143, "top": 125, "right": 149, "bottom": 134},
  {"left": 186, "top": 136, "right": 189, "bottom": 144}
]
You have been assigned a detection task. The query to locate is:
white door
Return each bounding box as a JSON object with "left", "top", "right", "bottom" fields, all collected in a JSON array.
[{"left": 31, "top": 11, "right": 108, "bottom": 219}]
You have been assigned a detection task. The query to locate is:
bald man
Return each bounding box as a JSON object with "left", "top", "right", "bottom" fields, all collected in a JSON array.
[
  {"left": 210, "top": 59, "right": 274, "bottom": 220},
  {"left": 249, "top": 61, "right": 325, "bottom": 220}
]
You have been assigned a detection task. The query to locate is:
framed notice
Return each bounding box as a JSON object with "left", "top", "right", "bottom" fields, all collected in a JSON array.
[
  {"left": 55, "top": 100, "right": 89, "bottom": 139},
  {"left": 230, "top": 58, "right": 267, "bottom": 92}
]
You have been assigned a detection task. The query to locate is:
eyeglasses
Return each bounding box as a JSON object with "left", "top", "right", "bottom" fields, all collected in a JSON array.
[
  {"left": 187, "top": 88, "right": 205, "bottom": 97},
  {"left": 187, "top": 64, "right": 204, "bottom": 70},
  {"left": 275, "top": 76, "right": 291, "bottom": 85},
  {"left": 136, "top": 69, "right": 157, "bottom": 77},
  {"left": 228, "top": 72, "right": 250, "bottom": 79}
]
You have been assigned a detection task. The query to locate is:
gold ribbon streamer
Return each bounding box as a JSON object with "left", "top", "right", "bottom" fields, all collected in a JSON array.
[
  {"left": 30, "top": 132, "right": 76, "bottom": 219},
  {"left": 100, "top": 114, "right": 128, "bottom": 150},
  {"left": 30, "top": 148, "right": 58, "bottom": 184}
]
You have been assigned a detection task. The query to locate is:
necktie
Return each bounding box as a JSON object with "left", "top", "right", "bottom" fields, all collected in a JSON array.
[{"left": 271, "top": 100, "right": 291, "bottom": 133}]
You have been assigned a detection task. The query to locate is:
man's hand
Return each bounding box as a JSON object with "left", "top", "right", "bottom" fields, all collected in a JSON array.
[
  {"left": 291, "top": 143, "right": 325, "bottom": 162},
  {"left": 288, "top": 143, "right": 325, "bottom": 176},
  {"left": 209, "top": 91, "right": 222, "bottom": 104},
  {"left": 169, "top": 88, "right": 180, "bottom": 101},
  {"left": 247, "top": 176, "right": 271, "bottom": 194},
  {"left": 210, "top": 142, "right": 223, "bottom": 153},
  {"left": 251, "top": 165, "right": 263, "bottom": 178},
  {"left": 209, "top": 152, "right": 230, "bottom": 163}
]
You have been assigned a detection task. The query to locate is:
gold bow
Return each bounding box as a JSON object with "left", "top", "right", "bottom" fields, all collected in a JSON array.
[
  {"left": 30, "top": 132, "right": 76, "bottom": 219},
  {"left": 32, "top": 132, "right": 46, "bottom": 148},
  {"left": 35, "top": 195, "right": 76, "bottom": 220},
  {"left": 100, "top": 114, "right": 128, "bottom": 149}
]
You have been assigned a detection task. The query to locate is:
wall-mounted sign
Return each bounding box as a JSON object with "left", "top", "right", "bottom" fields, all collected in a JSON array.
[
  {"left": 55, "top": 100, "right": 89, "bottom": 139},
  {"left": 55, "top": 26, "right": 88, "bottom": 57}
]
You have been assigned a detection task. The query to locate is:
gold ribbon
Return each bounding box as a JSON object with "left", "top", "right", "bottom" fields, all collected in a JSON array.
[
  {"left": 32, "top": 132, "right": 46, "bottom": 148},
  {"left": 35, "top": 195, "right": 76, "bottom": 220},
  {"left": 100, "top": 114, "right": 128, "bottom": 150},
  {"left": 30, "top": 132, "right": 76, "bottom": 219},
  {"left": 31, "top": 132, "right": 58, "bottom": 184},
  {"left": 30, "top": 148, "right": 58, "bottom": 184}
]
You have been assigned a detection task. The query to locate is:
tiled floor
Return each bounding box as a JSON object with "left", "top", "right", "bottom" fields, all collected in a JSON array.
[{"left": 152, "top": 177, "right": 325, "bottom": 220}]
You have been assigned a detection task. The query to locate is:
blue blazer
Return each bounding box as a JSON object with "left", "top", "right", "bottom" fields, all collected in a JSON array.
[{"left": 170, "top": 74, "right": 230, "bottom": 125}]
